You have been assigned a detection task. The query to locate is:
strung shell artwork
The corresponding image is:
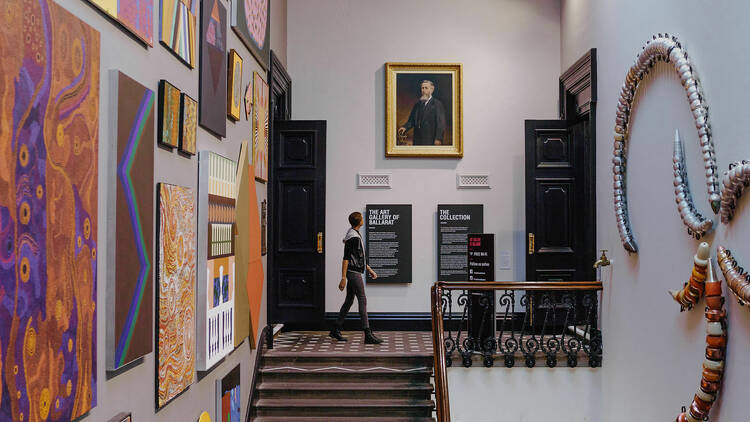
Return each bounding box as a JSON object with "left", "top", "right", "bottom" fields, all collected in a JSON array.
[
  {"left": 613, "top": 34, "right": 719, "bottom": 253},
  {"left": 675, "top": 258, "right": 726, "bottom": 422},
  {"left": 719, "top": 160, "right": 750, "bottom": 224},
  {"left": 669, "top": 241, "right": 709, "bottom": 310},
  {"left": 673, "top": 129, "right": 713, "bottom": 239},
  {"left": 717, "top": 246, "right": 750, "bottom": 307}
]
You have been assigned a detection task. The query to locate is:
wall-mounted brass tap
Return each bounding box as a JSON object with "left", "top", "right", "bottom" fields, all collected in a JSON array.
[{"left": 593, "top": 250, "right": 610, "bottom": 269}]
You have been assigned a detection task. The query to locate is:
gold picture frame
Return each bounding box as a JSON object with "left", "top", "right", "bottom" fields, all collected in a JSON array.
[
  {"left": 385, "top": 62, "right": 463, "bottom": 158},
  {"left": 227, "top": 49, "right": 243, "bottom": 121}
]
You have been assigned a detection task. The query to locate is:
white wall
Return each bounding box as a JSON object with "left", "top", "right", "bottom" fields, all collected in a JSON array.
[
  {"left": 562, "top": 1, "right": 750, "bottom": 420},
  {"left": 287, "top": 0, "right": 561, "bottom": 313},
  {"left": 45, "top": 0, "right": 286, "bottom": 420}
]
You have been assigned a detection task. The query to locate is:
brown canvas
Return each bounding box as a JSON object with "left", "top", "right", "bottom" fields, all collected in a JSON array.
[
  {"left": 233, "top": 141, "right": 251, "bottom": 347},
  {"left": 0, "top": 0, "right": 100, "bottom": 419},
  {"left": 111, "top": 71, "right": 155, "bottom": 370},
  {"left": 156, "top": 183, "right": 196, "bottom": 408},
  {"left": 199, "top": 0, "right": 227, "bottom": 137}
]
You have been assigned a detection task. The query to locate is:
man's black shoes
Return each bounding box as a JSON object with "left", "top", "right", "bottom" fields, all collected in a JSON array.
[
  {"left": 329, "top": 328, "right": 347, "bottom": 341},
  {"left": 364, "top": 328, "right": 383, "bottom": 345}
]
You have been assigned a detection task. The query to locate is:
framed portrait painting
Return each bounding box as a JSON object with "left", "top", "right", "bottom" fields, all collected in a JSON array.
[{"left": 385, "top": 62, "right": 463, "bottom": 158}]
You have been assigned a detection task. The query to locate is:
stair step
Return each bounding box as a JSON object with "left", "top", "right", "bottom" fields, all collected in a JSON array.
[
  {"left": 259, "top": 365, "right": 432, "bottom": 384},
  {"left": 263, "top": 353, "right": 433, "bottom": 367},
  {"left": 257, "top": 381, "right": 434, "bottom": 400},
  {"left": 253, "top": 398, "right": 435, "bottom": 418},
  {"left": 253, "top": 417, "right": 435, "bottom": 422}
]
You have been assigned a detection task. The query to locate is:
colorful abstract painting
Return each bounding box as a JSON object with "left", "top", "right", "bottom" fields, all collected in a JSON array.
[
  {"left": 233, "top": 142, "right": 250, "bottom": 347},
  {"left": 197, "top": 151, "right": 236, "bottom": 370},
  {"left": 231, "top": 0, "right": 270, "bottom": 70},
  {"left": 216, "top": 364, "right": 241, "bottom": 422},
  {"left": 85, "top": 0, "right": 153, "bottom": 45},
  {"left": 253, "top": 72, "right": 269, "bottom": 182},
  {"left": 156, "top": 183, "right": 196, "bottom": 408},
  {"left": 199, "top": 0, "right": 227, "bottom": 138},
  {"left": 227, "top": 50, "right": 243, "bottom": 121},
  {"left": 160, "top": 0, "right": 196, "bottom": 68},
  {"left": 0, "top": 1, "right": 100, "bottom": 421},
  {"left": 158, "top": 80, "right": 181, "bottom": 148},
  {"left": 244, "top": 82, "right": 252, "bottom": 121},
  {"left": 109, "top": 71, "right": 155, "bottom": 371},
  {"left": 179, "top": 93, "right": 197, "bottom": 155}
]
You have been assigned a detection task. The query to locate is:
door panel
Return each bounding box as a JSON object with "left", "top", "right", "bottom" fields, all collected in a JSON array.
[{"left": 269, "top": 120, "right": 326, "bottom": 325}]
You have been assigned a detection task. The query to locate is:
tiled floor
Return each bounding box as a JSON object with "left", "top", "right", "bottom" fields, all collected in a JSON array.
[{"left": 268, "top": 331, "right": 434, "bottom": 356}]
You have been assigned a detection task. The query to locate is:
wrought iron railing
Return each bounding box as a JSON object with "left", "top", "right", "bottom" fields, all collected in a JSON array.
[{"left": 430, "top": 281, "right": 604, "bottom": 422}]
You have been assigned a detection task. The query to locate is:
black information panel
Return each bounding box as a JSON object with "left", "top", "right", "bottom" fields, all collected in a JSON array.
[
  {"left": 468, "top": 233, "right": 495, "bottom": 342},
  {"left": 437, "top": 204, "right": 483, "bottom": 281},
  {"left": 365, "top": 204, "right": 412, "bottom": 283}
]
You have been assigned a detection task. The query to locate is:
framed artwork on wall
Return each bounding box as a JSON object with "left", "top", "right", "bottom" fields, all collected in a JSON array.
[
  {"left": 253, "top": 72, "right": 269, "bottom": 182},
  {"left": 156, "top": 183, "right": 196, "bottom": 408},
  {"left": 261, "top": 200, "right": 267, "bottom": 255},
  {"left": 158, "top": 80, "right": 181, "bottom": 148},
  {"left": 385, "top": 62, "right": 463, "bottom": 158},
  {"left": 108, "top": 412, "right": 132, "bottom": 422},
  {"left": 84, "top": 0, "right": 153, "bottom": 45},
  {"left": 244, "top": 82, "right": 253, "bottom": 120},
  {"left": 159, "top": 0, "right": 197, "bottom": 67},
  {"left": 216, "top": 364, "right": 241, "bottom": 422},
  {"left": 108, "top": 71, "right": 155, "bottom": 371},
  {"left": 231, "top": 0, "right": 271, "bottom": 70},
  {"left": 199, "top": 0, "right": 228, "bottom": 138},
  {"left": 0, "top": 1, "right": 100, "bottom": 419},
  {"left": 180, "top": 93, "right": 198, "bottom": 155},
  {"left": 227, "top": 49, "right": 244, "bottom": 121}
]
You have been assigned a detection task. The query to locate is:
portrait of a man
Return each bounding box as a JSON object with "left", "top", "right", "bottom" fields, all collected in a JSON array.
[{"left": 386, "top": 62, "right": 463, "bottom": 157}]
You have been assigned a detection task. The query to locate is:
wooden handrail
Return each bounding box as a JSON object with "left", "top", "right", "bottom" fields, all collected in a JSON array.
[{"left": 430, "top": 280, "right": 603, "bottom": 421}]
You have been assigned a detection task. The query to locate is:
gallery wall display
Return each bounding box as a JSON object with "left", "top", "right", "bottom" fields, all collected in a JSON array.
[
  {"left": 612, "top": 34, "right": 719, "bottom": 253},
  {"left": 675, "top": 256, "right": 725, "bottom": 422},
  {"left": 719, "top": 160, "right": 750, "bottom": 224},
  {"left": 109, "top": 71, "right": 155, "bottom": 371},
  {"left": 216, "top": 364, "right": 241, "bottom": 422},
  {"left": 197, "top": 151, "right": 237, "bottom": 370},
  {"left": 228, "top": 49, "right": 244, "bottom": 121},
  {"left": 108, "top": 412, "right": 132, "bottom": 422},
  {"left": 718, "top": 246, "right": 750, "bottom": 306},
  {"left": 669, "top": 242, "right": 709, "bottom": 310},
  {"left": 180, "top": 92, "right": 198, "bottom": 155},
  {"left": 84, "top": 0, "right": 153, "bottom": 45},
  {"left": 200, "top": 0, "right": 228, "bottom": 138},
  {"left": 231, "top": 0, "right": 271, "bottom": 70},
  {"left": 158, "top": 79, "right": 181, "bottom": 148},
  {"left": 365, "top": 205, "right": 413, "bottom": 283},
  {"left": 160, "top": 0, "right": 197, "bottom": 68},
  {"left": 673, "top": 130, "right": 713, "bottom": 239},
  {"left": 244, "top": 82, "right": 253, "bottom": 120},
  {"left": 156, "top": 183, "right": 196, "bottom": 408},
  {"left": 253, "top": 72, "right": 269, "bottom": 182},
  {"left": 0, "top": 1, "right": 100, "bottom": 420},
  {"left": 437, "top": 204, "right": 483, "bottom": 281},
  {"left": 385, "top": 62, "right": 463, "bottom": 158}
]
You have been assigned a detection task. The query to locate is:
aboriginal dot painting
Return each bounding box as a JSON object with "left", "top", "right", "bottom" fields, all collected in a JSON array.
[
  {"left": 0, "top": 0, "right": 100, "bottom": 420},
  {"left": 156, "top": 183, "right": 196, "bottom": 408},
  {"left": 179, "top": 93, "right": 197, "bottom": 155}
]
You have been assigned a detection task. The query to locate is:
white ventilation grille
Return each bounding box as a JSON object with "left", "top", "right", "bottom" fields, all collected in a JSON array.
[
  {"left": 457, "top": 173, "right": 490, "bottom": 189},
  {"left": 358, "top": 173, "right": 391, "bottom": 188}
]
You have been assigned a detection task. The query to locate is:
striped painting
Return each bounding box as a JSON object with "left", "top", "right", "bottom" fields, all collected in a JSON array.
[
  {"left": 160, "top": 0, "right": 197, "bottom": 68},
  {"left": 0, "top": 0, "right": 100, "bottom": 420},
  {"left": 253, "top": 72, "right": 269, "bottom": 182},
  {"left": 156, "top": 183, "right": 196, "bottom": 408},
  {"left": 85, "top": 0, "right": 153, "bottom": 45},
  {"left": 109, "top": 71, "right": 155, "bottom": 371}
]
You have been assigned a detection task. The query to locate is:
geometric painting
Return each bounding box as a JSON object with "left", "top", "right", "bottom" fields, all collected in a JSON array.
[
  {"left": 156, "top": 183, "right": 196, "bottom": 408},
  {"left": 197, "top": 152, "right": 236, "bottom": 370},
  {"left": 109, "top": 71, "right": 155, "bottom": 371},
  {"left": 231, "top": 0, "right": 270, "bottom": 70},
  {"left": 0, "top": 1, "right": 100, "bottom": 421},
  {"left": 179, "top": 93, "right": 197, "bottom": 156},
  {"left": 216, "top": 364, "right": 241, "bottom": 422},
  {"left": 158, "top": 80, "right": 181, "bottom": 148},
  {"left": 252, "top": 72, "right": 269, "bottom": 182},
  {"left": 160, "top": 0, "right": 197, "bottom": 68},
  {"left": 199, "top": 0, "right": 227, "bottom": 138},
  {"left": 233, "top": 141, "right": 251, "bottom": 347},
  {"left": 84, "top": 0, "right": 153, "bottom": 45},
  {"left": 227, "top": 49, "right": 243, "bottom": 122},
  {"left": 0, "top": 0, "right": 100, "bottom": 421}
]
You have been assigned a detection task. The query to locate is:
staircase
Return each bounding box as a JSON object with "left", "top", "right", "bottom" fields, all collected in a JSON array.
[{"left": 250, "top": 331, "right": 436, "bottom": 421}]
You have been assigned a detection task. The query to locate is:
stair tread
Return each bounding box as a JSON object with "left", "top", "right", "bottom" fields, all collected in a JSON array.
[
  {"left": 255, "top": 398, "right": 435, "bottom": 408},
  {"left": 265, "top": 351, "right": 433, "bottom": 358},
  {"left": 253, "top": 418, "right": 435, "bottom": 422},
  {"left": 258, "top": 381, "right": 434, "bottom": 391},
  {"left": 260, "top": 365, "right": 432, "bottom": 373}
]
